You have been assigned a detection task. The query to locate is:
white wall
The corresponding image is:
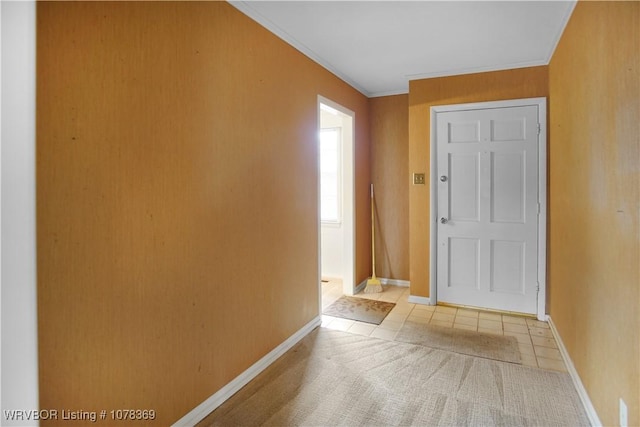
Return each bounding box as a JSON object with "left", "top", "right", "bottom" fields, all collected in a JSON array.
[
  {"left": 320, "top": 110, "right": 345, "bottom": 279},
  {"left": 320, "top": 224, "right": 344, "bottom": 279},
  {"left": 1, "top": 2, "right": 40, "bottom": 425},
  {"left": 320, "top": 108, "right": 356, "bottom": 282}
]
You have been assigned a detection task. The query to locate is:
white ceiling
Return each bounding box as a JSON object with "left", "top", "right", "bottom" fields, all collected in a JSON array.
[{"left": 230, "top": 1, "right": 576, "bottom": 97}]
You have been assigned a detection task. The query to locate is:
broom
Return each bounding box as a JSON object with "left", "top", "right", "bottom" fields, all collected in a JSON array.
[{"left": 364, "top": 184, "right": 383, "bottom": 293}]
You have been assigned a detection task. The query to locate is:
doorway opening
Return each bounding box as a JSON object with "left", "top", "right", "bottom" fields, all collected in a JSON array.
[{"left": 318, "top": 96, "right": 355, "bottom": 301}]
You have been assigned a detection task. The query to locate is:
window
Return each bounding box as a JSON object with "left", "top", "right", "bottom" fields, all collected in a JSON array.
[{"left": 320, "top": 128, "right": 341, "bottom": 223}]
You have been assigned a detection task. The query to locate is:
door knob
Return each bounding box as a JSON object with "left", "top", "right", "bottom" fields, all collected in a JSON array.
[
  {"left": 440, "top": 217, "right": 448, "bottom": 224},
  {"left": 440, "top": 175, "right": 448, "bottom": 182}
]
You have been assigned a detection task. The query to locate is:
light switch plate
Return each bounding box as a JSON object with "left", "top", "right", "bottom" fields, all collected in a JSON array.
[{"left": 413, "top": 173, "right": 426, "bottom": 185}]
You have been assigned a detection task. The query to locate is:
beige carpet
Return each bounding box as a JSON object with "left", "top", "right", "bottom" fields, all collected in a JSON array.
[
  {"left": 323, "top": 296, "right": 396, "bottom": 325},
  {"left": 396, "top": 320, "right": 522, "bottom": 364},
  {"left": 199, "top": 328, "right": 589, "bottom": 426}
]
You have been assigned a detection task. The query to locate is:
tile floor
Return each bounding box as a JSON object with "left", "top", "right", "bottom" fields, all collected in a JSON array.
[{"left": 321, "top": 278, "right": 567, "bottom": 372}]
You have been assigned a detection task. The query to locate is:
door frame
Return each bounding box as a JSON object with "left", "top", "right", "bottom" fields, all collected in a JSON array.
[
  {"left": 317, "top": 95, "right": 356, "bottom": 302},
  {"left": 429, "top": 97, "right": 547, "bottom": 320}
]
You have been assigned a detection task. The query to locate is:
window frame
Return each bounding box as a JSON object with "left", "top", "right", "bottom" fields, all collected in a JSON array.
[{"left": 319, "top": 127, "right": 342, "bottom": 225}]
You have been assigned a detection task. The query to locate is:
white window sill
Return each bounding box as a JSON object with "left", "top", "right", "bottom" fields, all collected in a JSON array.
[{"left": 321, "top": 220, "right": 342, "bottom": 228}]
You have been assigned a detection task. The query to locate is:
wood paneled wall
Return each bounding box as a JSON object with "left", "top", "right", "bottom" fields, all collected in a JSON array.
[
  {"left": 548, "top": 2, "right": 639, "bottom": 425},
  {"left": 36, "top": 2, "right": 370, "bottom": 425},
  {"left": 408, "top": 67, "right": 549, "bottom": 297},
  {"left": 370, "top": 95, "right": 410, "bottom": 280}
]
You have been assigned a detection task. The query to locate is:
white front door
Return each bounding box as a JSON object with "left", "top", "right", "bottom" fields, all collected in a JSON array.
[{"left": 435, "top": 104, "right": 541, "bottom": 314}]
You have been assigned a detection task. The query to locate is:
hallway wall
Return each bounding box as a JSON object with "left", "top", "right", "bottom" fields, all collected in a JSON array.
[
  {"left": 36, "top": 2, "right": 370, "bottom": 424},
  {"left": 548, "top": 1, "right": 639, "bottom": 424},
  {"left": 408, "top": 66, "right": 549, "bottom": 297},
  {"left": 370, "top": 94, "right": 410, "bottom": 281}
]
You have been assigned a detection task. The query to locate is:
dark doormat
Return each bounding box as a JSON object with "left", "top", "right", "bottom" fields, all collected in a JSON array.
[
  {"left": 396, "top": 320, "right": 522, "bottom": 364},
  {"left": 323, "top": 296, "right": 395, "bottom": 325}
]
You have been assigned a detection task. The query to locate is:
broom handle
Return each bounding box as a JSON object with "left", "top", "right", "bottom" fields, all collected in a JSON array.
[{"left": 371, "top": 184, "right": 377, "bottom": 278}]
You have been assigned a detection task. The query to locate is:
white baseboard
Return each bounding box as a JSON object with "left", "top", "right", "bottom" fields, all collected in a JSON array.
[
  {"left": 408, "top": 295, "right": 432, "bottom": 305},
  {"left": 172, "top": 316, "right": 322, "bottom": 427},
  {"left": 358, "top": 278, "right": 410, "bottom": 292},
  {"left": 379, "top": 278, "right": 410, "bottom": 287},
  {"left": 546, "top": 315, "right": 602, "bottom": 427},
  {"left": 335, "top": 278, "right": 410, "bottom": 296}
]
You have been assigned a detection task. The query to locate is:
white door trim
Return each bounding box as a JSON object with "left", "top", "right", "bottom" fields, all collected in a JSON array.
[
  {"left": 317, "top": 96, "right": 356, "bottom": 302},
  {"left": 429, "top": 97, "right": 547, "bottom": 320},
  {"left": 1, "top": 1, "right": 41, "bottom": 419}
]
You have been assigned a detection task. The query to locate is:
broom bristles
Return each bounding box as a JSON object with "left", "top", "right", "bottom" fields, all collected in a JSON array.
[
  {"left": 366, "top": 184, "right": 383, "bottom": 294},
  {"left": 364, "top": 277, "right": 382, "bottom": 293}
]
